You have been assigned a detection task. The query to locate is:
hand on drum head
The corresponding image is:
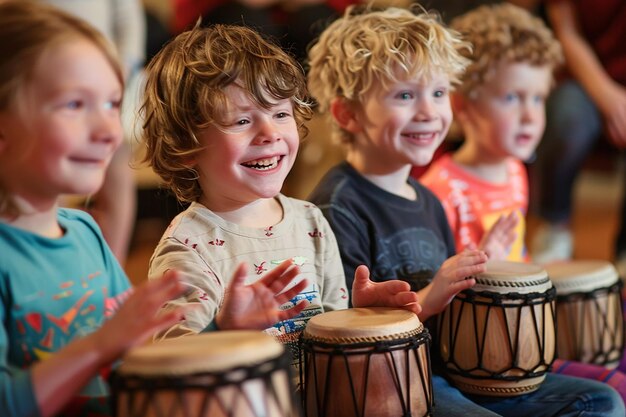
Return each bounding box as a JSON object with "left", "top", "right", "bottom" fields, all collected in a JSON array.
[
  {"left": 478, "top": 212, "right": 518, "bottom": 260},
  {"left": 94, "top": 270, "right": 188, "bottom": 362},
  {"left": 419, "top": 249, "right": 487, "bottom": 320},
  {"left": 216, "top": 259, "right": 310, "bottom": 330},
  {"left": 352, "top": 265, "right": 422, "bottom": 315}
]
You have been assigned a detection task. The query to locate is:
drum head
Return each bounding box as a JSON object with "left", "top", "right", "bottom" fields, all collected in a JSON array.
[
  {"left": 472, "top": 260, "right": 551, "bottom": 294},
  {"left": 303, "top": 307, "right": 422, "bottom": 343},
  {"left": 547, "top": 260, "right": 619, "bottom": 295},
  {"left": 118, "top": 331, "right": 283, "bottom": 376}
]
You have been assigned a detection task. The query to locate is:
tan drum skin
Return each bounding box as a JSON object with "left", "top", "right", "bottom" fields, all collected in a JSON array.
[
  {"left": 302, "top": 307, "right": 432, "bottom": 417},
  {"left": 113, "top": 331, "right": 298, "bottom": 417},
  {"left": 438, "top": 260, "right": 556, "bottom": 397},
  {"left": 547, "top": 260, "right": 624, "bottom": 368}
]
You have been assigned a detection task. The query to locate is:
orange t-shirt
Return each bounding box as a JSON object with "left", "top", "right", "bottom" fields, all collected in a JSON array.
[{"left": 421, "top": 154, "right": 529, "bottom": 261}]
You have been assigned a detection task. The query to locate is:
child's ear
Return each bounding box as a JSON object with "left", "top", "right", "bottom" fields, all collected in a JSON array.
[
  {"left": 330, "top": 98, "right": 362, "bottom": 134},
  {"left": 450, "top": 92, "right": 469, "bottom": 123},
  {"left": 450, "top": 92, "right": 465, "bottom": 115}
]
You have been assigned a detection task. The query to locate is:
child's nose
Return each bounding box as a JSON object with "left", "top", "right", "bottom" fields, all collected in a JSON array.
[
  {"left": 255, "top": 119, "right": 281, "bottom": 143},
  {"left": 91, "top": 110, "right": 122, "bottom": 144},
  {"left": 521, "top": 100, "right": 540, "bottom": 123},
  {"left": 414, "top": 99, "right": 436, "bottom": 121}
]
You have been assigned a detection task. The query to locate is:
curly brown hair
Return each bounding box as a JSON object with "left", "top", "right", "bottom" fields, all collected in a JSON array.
[
  {"left": 450, "top": 3, "right": 563, "bottom": 97},
  {"left": 142, "top": 24, "right": 312, "bottom": 204}
]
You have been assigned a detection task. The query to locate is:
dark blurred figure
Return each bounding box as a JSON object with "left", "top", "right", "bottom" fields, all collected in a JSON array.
[
  {"left": 173, "top": 0, "right": 359, "bottom": 63},
  {"left": 529, "top": 0, "right": 626, "bottom": 268}
]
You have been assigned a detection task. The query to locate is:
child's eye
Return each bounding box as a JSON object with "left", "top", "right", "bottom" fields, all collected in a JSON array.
[
  {"left": 396, "top": 91, "right": 414, "bottom": 100},
  {"left": 504, "top": 93, "right": 519, "bottom": 102},
  {"left": 275, "top": 112, "right": 291, "bottom": 119},
  {"left": 533, "top": 94, "right": 545, "bottom": 104},
  {"left": 236, "top": 119, "right": 250, "bottom": 125},
  {"left": 65, "top": 100, "right": 83, "bottom": 110},
  {"left": 433, "top": 89, "right": 447, "bottom": 98},
  {"left": 103, "top": 100, "right": 122, "bottom": 111}
]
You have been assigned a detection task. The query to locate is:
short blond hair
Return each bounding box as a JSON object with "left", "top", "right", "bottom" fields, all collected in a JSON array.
[
  {"left": 451, "top": 3, "right": 563, "bottom": 97},
  {"left": 307, "top": 5, "right": 470, "bottom": 144},
  {"left": 142, "top": 24, "right": 312, "bottom": 204}
]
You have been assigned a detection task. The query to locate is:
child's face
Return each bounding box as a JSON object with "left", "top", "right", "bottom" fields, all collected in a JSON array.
[
  {"left": 194, "top": 84, "right": 299, "bottom": 208},
  {"left": 462, "top": 61, "right": 552, "bottom": 162},
  {"left": 0, "top": 39, "right": 122, "bottom": 202},
  {"left": 352, "top": 73, "right": 453, "bottom": 170}
]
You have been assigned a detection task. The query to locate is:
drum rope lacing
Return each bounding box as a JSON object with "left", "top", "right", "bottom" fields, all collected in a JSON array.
[
  {"left": 300, "top": 330, "right": 434, "bottom": 417},
  {"left": 110, "top": 352, "right": 298, "bottom": 417},
  {"left": 438, "top": 286, "right": 557, "bottom": 384},
  {"left": 556, "top": 281, "right": 624, "bottom": 366}
]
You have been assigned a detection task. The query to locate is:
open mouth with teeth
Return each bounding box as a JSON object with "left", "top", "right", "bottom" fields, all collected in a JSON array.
[
  {"left": 402, "top": 132, "right": 437, "bottom": 140},
  {"left": 241, "top": 155, "right": 283, "bottom": 171}
]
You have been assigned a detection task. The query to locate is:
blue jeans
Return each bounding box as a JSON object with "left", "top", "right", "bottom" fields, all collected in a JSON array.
[
  {"left": 434, "top": 373, "right": 625, "bottom": 416},
  {"left": 530, "top": 80, "right": 626, "bottom": 257}
]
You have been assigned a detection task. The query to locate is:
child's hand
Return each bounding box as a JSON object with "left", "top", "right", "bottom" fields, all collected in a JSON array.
[
  {"left": 215, "top": 259, "right": 309, "bottom": 330},
  {"left": 420, "top": 249, "right": 487, "bottom": 320},
  {"left": 352, "top": 265, "right": 422, "bottom": 315},
  {"left": 479, "top": 212, "right": 518, "bottom": 260},
  {"left": 94, "top": 270, "right": 187, "bottom": 362}
]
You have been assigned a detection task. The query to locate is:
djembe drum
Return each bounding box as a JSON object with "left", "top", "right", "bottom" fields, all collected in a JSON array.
[
  {"left": 301, "top": 307, "right": 432, "bottom": 417},
  {"left": 438, "top": 260, "right": 556, "bottom": 396},
  {"left": 111, "top": 331, "right": 299, "bottom": 417},
  {"left": 547, "top": 260, "right": 624, "bottom": 368}
]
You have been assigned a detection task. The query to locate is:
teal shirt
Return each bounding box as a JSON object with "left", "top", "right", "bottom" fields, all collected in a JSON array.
[{"left": 0, "top": 208, "right": 131, "bottom": 417}]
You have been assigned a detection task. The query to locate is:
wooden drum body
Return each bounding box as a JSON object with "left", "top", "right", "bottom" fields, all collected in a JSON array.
[
  {"left": 301, "top": 307, "right": 433, "bottom": 417},
  {"left": 548, "top": 260, "right": 624, "bottom": 368},
  {"left": 438, "top": 260, "right": 556, "bottom": 396},
  {"left": 111, "top": 331, "right": 298, "bottom": 417}
]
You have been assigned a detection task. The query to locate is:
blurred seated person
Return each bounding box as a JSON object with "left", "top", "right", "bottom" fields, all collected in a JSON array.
[{"left": 172, "top": 0, "right": 360, "bottom": 62}]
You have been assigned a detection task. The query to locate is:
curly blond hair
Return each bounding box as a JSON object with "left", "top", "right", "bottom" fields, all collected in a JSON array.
[
  {"left": 142, "top": 24, "right": 312, "bottom": 204},
  {"left": 307, "top": 5, "right": 471, "bottom": 144},
  {"left": 450, "top": 3, "right": 563, "bottom": 97}
]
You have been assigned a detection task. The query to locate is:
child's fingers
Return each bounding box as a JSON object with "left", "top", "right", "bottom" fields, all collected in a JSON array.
[
  {"left": 227, "top": 263, "right": 249, "bottom": 290},
  {"left": 276, "top": 300, "right": 309, "bottom": 322},
  {"left": 275, "top": 278, "right": 309, "bottom": 304},
  {"left": 259, "top": 259, "right": 294, "bottom": 281},
  {"left": 351, "top": 265, "right": 371, "bottom": 290},
  {"left": 399, "top": 301, "right": 422, "bottom": 316},
  {"left": 455, "top": 262, "right": 486, "bottom": 280},
  {"left": 133, "top": 308, "right": 187, "bottom": 344},
  {"left": 394, "top": 291, "right": 420, "bottom": 306},
  {"left": 378, "top": 279, "right": 411, "bottom": 294},
  {"left": 461, "top": 250, "right": 489, "bottom": 265},
  {"left": 261, "top": 264, "right": 301, "bottom": 295},
  {"left": 124, "top": 272, "right": 185, "bottom": 315},
  {"left": 451, "top": 276, "right": 476, "bottom": 293}
]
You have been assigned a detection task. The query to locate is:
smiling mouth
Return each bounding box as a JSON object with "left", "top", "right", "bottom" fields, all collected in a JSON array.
[
  {"left": 241, "top": 156, "right": 282, "bottom": 170},
  {"left": 402, "top": 132, "right": 438, "bottom": 141},
  {"left": 516, "top": 134, "right": 534, "bottom": 143},
  {"left": 70, "top": 157, "right": 107, "bottom": 165}
]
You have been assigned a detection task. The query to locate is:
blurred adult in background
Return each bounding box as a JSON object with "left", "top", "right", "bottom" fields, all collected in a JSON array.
[
  {"left": 172, "top": 0, "right": 359, "bottom": 63},
  {"left": 42, "top": 0, "right": 146, "bottom": 264},
  {"left": 530, "top": 0, "right": 626, "bottom": 268}
]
